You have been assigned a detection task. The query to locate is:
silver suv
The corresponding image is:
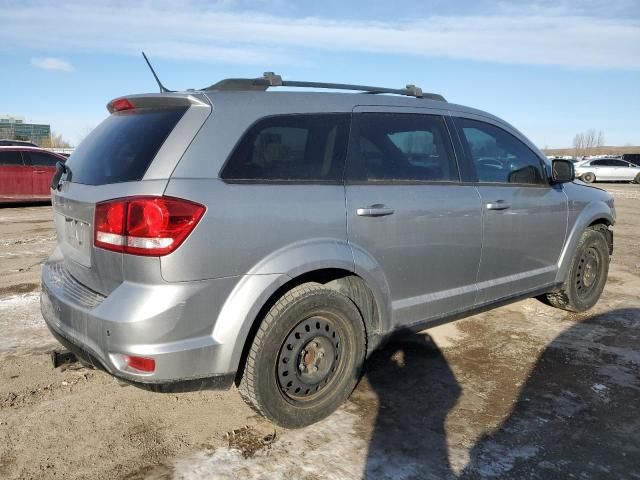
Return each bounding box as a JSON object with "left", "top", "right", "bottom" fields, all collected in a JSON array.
[{"left": 41, "top": 74, "right": 614, "bottom": 427}]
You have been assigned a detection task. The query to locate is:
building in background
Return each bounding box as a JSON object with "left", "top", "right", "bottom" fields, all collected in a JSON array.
[{"left": 0, "top": 115, "right": 51, "bottom": 146}]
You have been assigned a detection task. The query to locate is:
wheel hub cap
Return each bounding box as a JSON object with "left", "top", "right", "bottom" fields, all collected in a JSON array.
[
  {"left": 277, "top": 316, "right": 340, "bottom": 399},
  {"left": 576, "top": 247, "right": 600, "bottom": 296}
]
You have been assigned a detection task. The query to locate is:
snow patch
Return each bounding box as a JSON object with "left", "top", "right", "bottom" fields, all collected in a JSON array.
[
  {"left": 172, "top": 408, "right": 368, "bottom": 480},
  {"left": 0, "top": 292, "right": 56, "bottom": 354}
]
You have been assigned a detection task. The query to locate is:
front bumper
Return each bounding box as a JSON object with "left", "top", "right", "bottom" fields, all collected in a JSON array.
[{"left": 41, "top": 259, "right": 239, "bottom": 389}]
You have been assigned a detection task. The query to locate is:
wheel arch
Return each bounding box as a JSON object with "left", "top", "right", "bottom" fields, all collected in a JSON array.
[
  {"left": 229, "top": 268, "right": 386, "bottom": 386},
  {"left": 555, "top": 205, "right": 614, "bottom": 283}
]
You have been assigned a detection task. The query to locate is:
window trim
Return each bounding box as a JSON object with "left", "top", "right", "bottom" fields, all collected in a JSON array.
[
  {"left": 452, "top": 116, "right": 551, "bottom": 188},
  {"left": 344, "top": 111, "right": 462, "bottom": 185},
  {"left": 218, "top": 112, "right": 352, "bottom": 185}
]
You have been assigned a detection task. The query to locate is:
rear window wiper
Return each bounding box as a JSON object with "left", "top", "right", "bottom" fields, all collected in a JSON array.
[{"left": 51, "top": 161, "right": 72, "bottom": 190}]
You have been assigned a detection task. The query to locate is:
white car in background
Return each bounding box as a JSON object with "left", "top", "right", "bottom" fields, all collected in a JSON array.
[{"left": 575, "top": 158, "right": 640, "bottom": 184}]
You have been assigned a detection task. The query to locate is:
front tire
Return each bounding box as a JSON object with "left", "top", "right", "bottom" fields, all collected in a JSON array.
[
  {"left": 582, "top": 172, "right": 596, "bottom": 183},
  {"left": 238, "top": 283, "right": 366, "bottom": 428},
  {"left": 633, "top": 172, "right": 640, "bottom": 184},
  {"left": 545, "top": 228, "right": 609, "bottom": 312}
]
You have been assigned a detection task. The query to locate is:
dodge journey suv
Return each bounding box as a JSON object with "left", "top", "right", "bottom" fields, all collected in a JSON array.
[{"left": 41, "top": 74, "right": 614, "bottom": 427}]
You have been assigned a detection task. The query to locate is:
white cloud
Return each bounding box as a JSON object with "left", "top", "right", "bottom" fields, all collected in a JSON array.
[
  {"left": 5, "top": 2, "right": 640, "bottom": 70},
  {"left": 30, "top": 57, "right": 73, "bottom": 71}
]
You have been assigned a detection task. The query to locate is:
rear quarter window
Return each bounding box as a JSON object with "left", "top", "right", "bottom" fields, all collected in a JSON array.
[
  {"left": 221, "top": 114, "right": 350, "bottom": 182},
  {"left": 65, "top": 107, "right": 187, "bottom": 185}
]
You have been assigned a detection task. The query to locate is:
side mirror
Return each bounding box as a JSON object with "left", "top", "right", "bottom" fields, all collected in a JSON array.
[{"left": 551, "top": 159, "right": 574, "bottom": 184}]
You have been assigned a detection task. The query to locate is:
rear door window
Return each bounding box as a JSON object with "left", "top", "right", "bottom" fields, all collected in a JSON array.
[
  {"left": 221, "top": 114, "right": 350, "bottom": 182},
  {"left": 610, "top": 160, "right": 629, "bottom": 167},
  {"left": 349, "top": 113, "right": 459, "bottom": 182},
  {"left": 65, "top": 107, "right": 187, "bottom": 185},
  {"left": 0, "top": 151, "right": 25, "bottom": 165},
  {"left": 25, "top": 151, "right": 59, "bottom": 166}
]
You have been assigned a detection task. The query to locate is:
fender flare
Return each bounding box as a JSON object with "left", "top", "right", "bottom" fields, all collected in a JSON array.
[
  {"left": 211, "top": 239, "right": 392, "bottom": 373},
  {"left": 555, "top": 202, "right": 614, "bottom": 283}
]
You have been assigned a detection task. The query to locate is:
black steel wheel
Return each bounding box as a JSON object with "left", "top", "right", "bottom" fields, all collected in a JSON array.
[
  {"left": 575, "top": 246, "right": 602, "bottom": 300},
  {"left": 545, "top": 227, "right": 609, "bottom": 312},
  {"left": 277, "top": 315, "right": 342, "bottom": 400},
  {"left": 238, "top": 282, "right": 366, "bottom": 428}
]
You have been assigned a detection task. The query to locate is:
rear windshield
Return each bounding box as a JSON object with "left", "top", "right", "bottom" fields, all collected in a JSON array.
[{"left": 66, "top": 107, "right": 187, "bottom": 185}]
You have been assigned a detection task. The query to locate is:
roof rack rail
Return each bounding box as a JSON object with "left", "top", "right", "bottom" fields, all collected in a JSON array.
[{"left": 201, "top": 72, "right": 446, "bottom": 101}]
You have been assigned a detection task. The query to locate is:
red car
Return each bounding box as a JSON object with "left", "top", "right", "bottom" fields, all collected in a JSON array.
[{"left": 0, "top": 146, "right": 67, "bottom": 203}]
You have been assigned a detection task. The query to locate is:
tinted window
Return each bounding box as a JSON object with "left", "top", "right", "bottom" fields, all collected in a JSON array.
[
  {"left": 222, "top": 114, "right": 350, "bottom": 182},
  {"left": 27, "top": 151, "right": 59, "bottom": 166},
  {"left": 66, "top": 107, "right": 187, "bottom": 185},
  {"left": 0, "top": 151, "right": 24, "bottom": 166},
  {"left": 457, "top": 118, "right": 545, "bottom": 185},
  {"left": 352, "top": 113, "right": 458, "bottom": 181},
  {"left": 610, "top": 160, "right": 628, "bottom": 167},
  {"left": 590, "top": 160, "right": 607, "bottom": 166}
]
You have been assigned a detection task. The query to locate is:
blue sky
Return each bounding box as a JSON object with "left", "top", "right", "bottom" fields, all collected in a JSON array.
[{"left": 1, "top": 0, "right": 639, "bottom": 147}]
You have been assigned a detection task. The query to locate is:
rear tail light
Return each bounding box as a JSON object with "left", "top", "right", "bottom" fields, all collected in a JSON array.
[{"left": 95, "top": 196, "right": 205, "bottom": 256}]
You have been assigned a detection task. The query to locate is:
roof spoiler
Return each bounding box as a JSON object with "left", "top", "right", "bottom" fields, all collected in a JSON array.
[
  {"left": 106, "top": 94, "right": 207, "bottom": 113},
  {"left": 201, "top": 72, "right": 446, "bottom": 101}
]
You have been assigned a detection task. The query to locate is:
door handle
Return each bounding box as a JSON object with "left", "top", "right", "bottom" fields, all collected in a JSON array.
[
  {"left": 34, "top": 170, "right": 47, "bottom": 174},
  {"left": 486, "top": 200, "right": 511, "bottom": 210},
  {"left": 356, "top": 205, "right": 395, "bottom": 217}
]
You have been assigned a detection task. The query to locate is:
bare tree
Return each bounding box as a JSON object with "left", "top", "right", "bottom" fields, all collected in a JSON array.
[
  {"left": 572, "top": 129, "right": 605, "bottom": 158},
  {"left": 573, "top": 132, "right": 585, "bottom": 158},
  {"left": 48, "top": 131, "right": 72, "bottom": 148}
]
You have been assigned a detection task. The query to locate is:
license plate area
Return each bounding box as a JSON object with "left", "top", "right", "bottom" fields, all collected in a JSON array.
[{"left": 62, "top": 216, "right": 92, "bottom": 268}]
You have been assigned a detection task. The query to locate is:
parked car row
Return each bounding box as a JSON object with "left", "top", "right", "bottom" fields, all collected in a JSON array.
[{"left": 0, "top": 146, "right": 66, "bottom": 203}]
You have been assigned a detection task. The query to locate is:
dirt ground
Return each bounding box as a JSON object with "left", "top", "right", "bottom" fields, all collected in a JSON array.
[{"left": 0, "top": 185, "right": 639, "bottom": 479}]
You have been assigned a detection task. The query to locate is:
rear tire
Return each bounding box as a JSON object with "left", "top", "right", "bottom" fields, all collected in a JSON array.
[
  {"left": 633, "top": 173, "right": 640, "bottom": 184},
  {"left": 545, "top": 228, "right": 609, "bottom": 312},
  {"left": 582, "top": 172, "right": 596, "bottom": 183},
  {"left": 238, "top": 283, "right": 366, "bottom": 428}
]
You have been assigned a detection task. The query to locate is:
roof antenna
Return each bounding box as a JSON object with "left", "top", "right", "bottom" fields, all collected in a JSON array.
[{"left": 141, "top": 52, "right": 172, "bottom": 93}]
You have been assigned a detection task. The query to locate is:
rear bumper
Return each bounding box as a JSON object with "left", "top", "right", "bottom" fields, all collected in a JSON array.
[{"left": 41, "top": 258, "right": 240, "bottom": 389}]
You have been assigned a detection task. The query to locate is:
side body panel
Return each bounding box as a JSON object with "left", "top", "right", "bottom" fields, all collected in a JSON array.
[
  {"left": 347, "top": 183, "right": 482, "bottom": 326},
  {"left": 23, "top": 151, "right": 60, "bottom": 196},
  {"left": 473, "top": 185, "right": 568, "bottom": 303},
  {"left": 0, "top": 151, "right": 33, "bottom": 201},
  {"left": 161, "top": 181, "right": 349, "bottom": 281},
  {"left": 616, "top": 163, "right": 640, "bottom": 181}
]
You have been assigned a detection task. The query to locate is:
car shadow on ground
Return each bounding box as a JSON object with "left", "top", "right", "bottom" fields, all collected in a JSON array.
[{"left": 362, "top": 308, "right": 640, "bottom": 479}]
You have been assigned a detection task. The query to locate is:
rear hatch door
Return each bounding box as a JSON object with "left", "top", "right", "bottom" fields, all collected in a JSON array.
[{"left": 51, "top": 94, "right": 210, "bottom": 296}]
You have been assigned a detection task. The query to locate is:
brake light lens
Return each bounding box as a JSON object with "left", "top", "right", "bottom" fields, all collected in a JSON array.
[
  {"left": 95, "top": 196, "right": 205, "bottom": 256},
  {"left": 109, "top": 97, "right": 135, "bottom": 112}
]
